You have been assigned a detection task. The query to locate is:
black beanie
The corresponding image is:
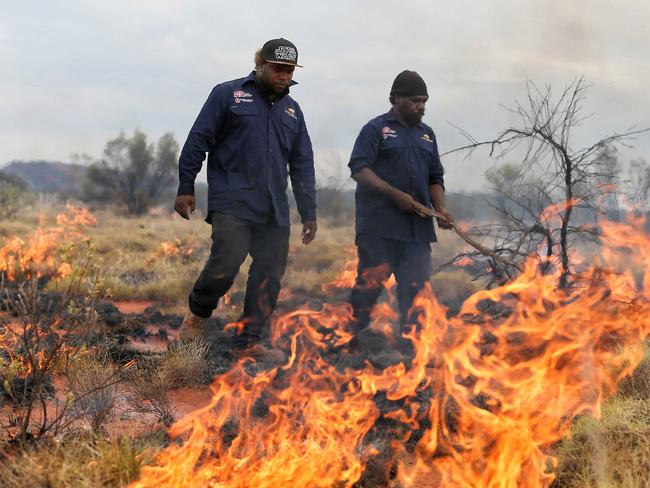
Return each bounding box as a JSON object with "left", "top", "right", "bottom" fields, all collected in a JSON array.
[{"left": 390, "top": 70, "right": 428, "bottom": 99}]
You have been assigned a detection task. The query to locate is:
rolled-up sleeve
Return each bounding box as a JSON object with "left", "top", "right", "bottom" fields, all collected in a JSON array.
[
  {"left": 289, "top": 110, "right": 317, "bottom": 222},
  {"left": 429, "top": 132, "right": 445, "bottom": 189},
  {"left": 177, "top": 86, "right": 226, "bottom": 196},
  {"left": 348, "top": 123, "right": 380, "bottom": 176}
]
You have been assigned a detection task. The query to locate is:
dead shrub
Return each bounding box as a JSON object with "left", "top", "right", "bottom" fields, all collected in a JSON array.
[
  {"left": 66, "top": 351, "right": 120, "bottom": 432},
  {"left": 126, "top": 363, "right": 175, "bottom": 427}
]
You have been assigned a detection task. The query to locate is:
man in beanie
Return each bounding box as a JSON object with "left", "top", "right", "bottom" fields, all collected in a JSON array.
[
  {"left": 174, "top": 38, "right": 317, "bottom": 362},
  {"left": 346, "top": 70, "right": 453, "bottom": 354}
]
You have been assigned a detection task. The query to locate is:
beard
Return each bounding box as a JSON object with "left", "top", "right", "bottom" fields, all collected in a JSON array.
[
  {"left": 405, "top": 111, "right": 423, "bottom": 126},
  {"left": 259, "top": 72, "right": 287, "bottom": 97}
]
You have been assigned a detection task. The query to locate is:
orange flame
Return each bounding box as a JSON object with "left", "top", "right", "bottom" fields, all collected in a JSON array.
[
  {"left": 0, "top": 206, "right": 95, "bottom": 380},
  {"left": 0, "top": 205, "right": 96, "bottom": 281},
  {"left": 324, "top": 246, "right": 397, "bottom": 292},
  {"left": 154, "top": 238, "right": 196, "bottom": 260},
  {"left": 132, "top": 217, "right": 650, "bottom": 487},
  {"left": 323, "top": 245, "right": 358, "bottom": 290}
]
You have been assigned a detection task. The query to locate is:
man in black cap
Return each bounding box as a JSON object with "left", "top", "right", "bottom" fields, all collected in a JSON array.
[
  {"left": 346, "top": 70, "right": 453, "bottom": 353},
  {"left": 174, "top": 38, "right": 317, "bottom": 362}
]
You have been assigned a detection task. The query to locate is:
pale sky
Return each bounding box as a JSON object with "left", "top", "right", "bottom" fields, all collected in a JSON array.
[{"left": 2, "top": 0, "right": 649, "bottom": 190}]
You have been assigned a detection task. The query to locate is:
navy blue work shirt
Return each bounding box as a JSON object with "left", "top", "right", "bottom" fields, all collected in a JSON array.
[
  {"left": 348, "top": 109, "right": 445, "bottom": 243},
  {"left": 177, "top": 71, "right": 316, "bottom": 226}
]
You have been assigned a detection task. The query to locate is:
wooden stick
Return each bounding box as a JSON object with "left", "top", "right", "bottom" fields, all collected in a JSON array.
[{"left": 415, "top": 203, "right": 524, "bottom": 272}]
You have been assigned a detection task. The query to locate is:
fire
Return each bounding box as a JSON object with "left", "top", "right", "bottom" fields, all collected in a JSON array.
[
  {"left": 153, "top": 238, "right": 196, "bottom": 260},
  {"left": 0, "top": 205, "right": 96, "bottom": 381},
  {"left": 0, "top": 205, "right": 96, "bottom": 281},
  {"left": 324, "top": 245, "right": 396, "bottom": 291},
  {"left": 132, "top": 217, "right": 650, "bottom": 487},
  {"left": 323, "top": 245, "right": 358, "bottom": 290},
  {"left": 55, "top": 205, "right": 97, "bottom": 229}
]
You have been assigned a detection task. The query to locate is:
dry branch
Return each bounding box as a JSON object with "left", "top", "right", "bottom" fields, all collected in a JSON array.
[{"left": 415, "top": 203, "right": 524, "bottom": 272}]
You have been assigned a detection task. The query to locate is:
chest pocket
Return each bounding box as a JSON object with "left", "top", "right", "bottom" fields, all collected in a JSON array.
[
  {"left": 379, "top": 134, "right": 404, "bottom": 158},
  {"left": 227, "top": 103, "right": 260, "bottom": 143},
  {"left": 417, "top": 136, "right": 437, "bottom": 160},
  {"left": 229, "top": 104, "right": 259, "bottom": 117},
  {"left": 276, "top": 112, "right": 299, "bottom": 157}
]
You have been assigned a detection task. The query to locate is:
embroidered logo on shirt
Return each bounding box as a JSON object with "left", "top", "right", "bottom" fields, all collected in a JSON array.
[
  {"left": 420, "top": 133, "right": 433, "bottom": 143},
  {"left": 233, "top": 91, "right": 254, "bottom": 104},
  {"left": 285, "top": 107, "right": 298, "bottom": 120},
  {"left": 382, "top": 126, "right": 397, "bottom": 139}
]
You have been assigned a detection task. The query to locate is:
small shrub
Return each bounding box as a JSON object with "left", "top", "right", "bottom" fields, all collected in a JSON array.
[{"left": 126, "top": 363, "right": 176, "bottom": 427}]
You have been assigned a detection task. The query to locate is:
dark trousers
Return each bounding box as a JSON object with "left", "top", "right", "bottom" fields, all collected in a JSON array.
[
  {"left": 348, "top": 234, "right": 432, "bottom": 334},
  {"left": 188, "top": 212, "right": 290, "bottom": 348}
]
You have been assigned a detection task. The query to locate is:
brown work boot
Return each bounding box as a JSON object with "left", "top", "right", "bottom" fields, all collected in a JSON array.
[
  {"left": 178, "top": 309, "right": 205, "bottom": 341},
  {"left": 234, "top": 343, "right": 286, "bottom": 365}
]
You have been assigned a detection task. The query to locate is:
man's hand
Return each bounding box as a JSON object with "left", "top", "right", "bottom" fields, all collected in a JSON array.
[
  {"left": 390, "top": 189, "right": 431, "bottom": 217},
  {"left": 174, "top": 195, "right": 196, "bottom": 220},
  {"left": 435, "top": 207, "right": 454, "bottom": 230},
  {"left": 301, "top": 221, "right": 317, "bottom": 245}
]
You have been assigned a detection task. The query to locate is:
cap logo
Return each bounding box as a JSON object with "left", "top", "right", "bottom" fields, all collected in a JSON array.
[{"left": 274, "top": 46, "right": 297, "bottom": 62}]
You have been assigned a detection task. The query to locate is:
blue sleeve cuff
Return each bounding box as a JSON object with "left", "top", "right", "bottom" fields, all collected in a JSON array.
[
  {"left": 300, "top": 208, "right": 317, "bottom": 222},
  {"left": 177, "top": 183, "right": 195, "bottom": 196},
  {"left": 349, "top": 160, "right": 371, "bottom": 176},
  {"left": 429, "top": 178, "right": 445, "bottom": 191}
]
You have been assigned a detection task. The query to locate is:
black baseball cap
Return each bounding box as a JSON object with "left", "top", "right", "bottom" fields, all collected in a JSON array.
[{"left": 260, "top": 38, "right": 303, "bottom": 67}]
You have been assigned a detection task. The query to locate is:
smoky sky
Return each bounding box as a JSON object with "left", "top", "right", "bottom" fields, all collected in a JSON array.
[{"left": 1, "top": 0, "right": 649, "bottom": 190}]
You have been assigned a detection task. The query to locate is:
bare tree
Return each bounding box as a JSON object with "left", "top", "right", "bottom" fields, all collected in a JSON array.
[{"left": 448, "top": 78, "right": 648, "bottom": 287}]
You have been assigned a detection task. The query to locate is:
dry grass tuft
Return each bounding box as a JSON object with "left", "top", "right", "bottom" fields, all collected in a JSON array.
[
  {"left": 555, "top": 349, "right": 650, "bottom": 487},
  {"left": 0, "top": 432, "right": 162, "bottom": 488},
  {"left": 126, "top": 339, "right": 209, "bottom": 426},
  {"left": 158, "top": 339, "right": 210, "bottom": 388},
  {"left": 430, "top": 268, "right": 483, "bottom": 308},
  {"left": 555, "top": 397, "right": 650, "bottom": 487}
]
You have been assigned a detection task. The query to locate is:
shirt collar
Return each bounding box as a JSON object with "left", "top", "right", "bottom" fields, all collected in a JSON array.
[{"left": 385, "top": 109, "right": 398, "bottom": 122}]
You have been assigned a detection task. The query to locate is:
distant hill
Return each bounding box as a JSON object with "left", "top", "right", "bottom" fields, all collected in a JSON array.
[{"left": 2, "top": 160, "right": 87, "bottom": 194}]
